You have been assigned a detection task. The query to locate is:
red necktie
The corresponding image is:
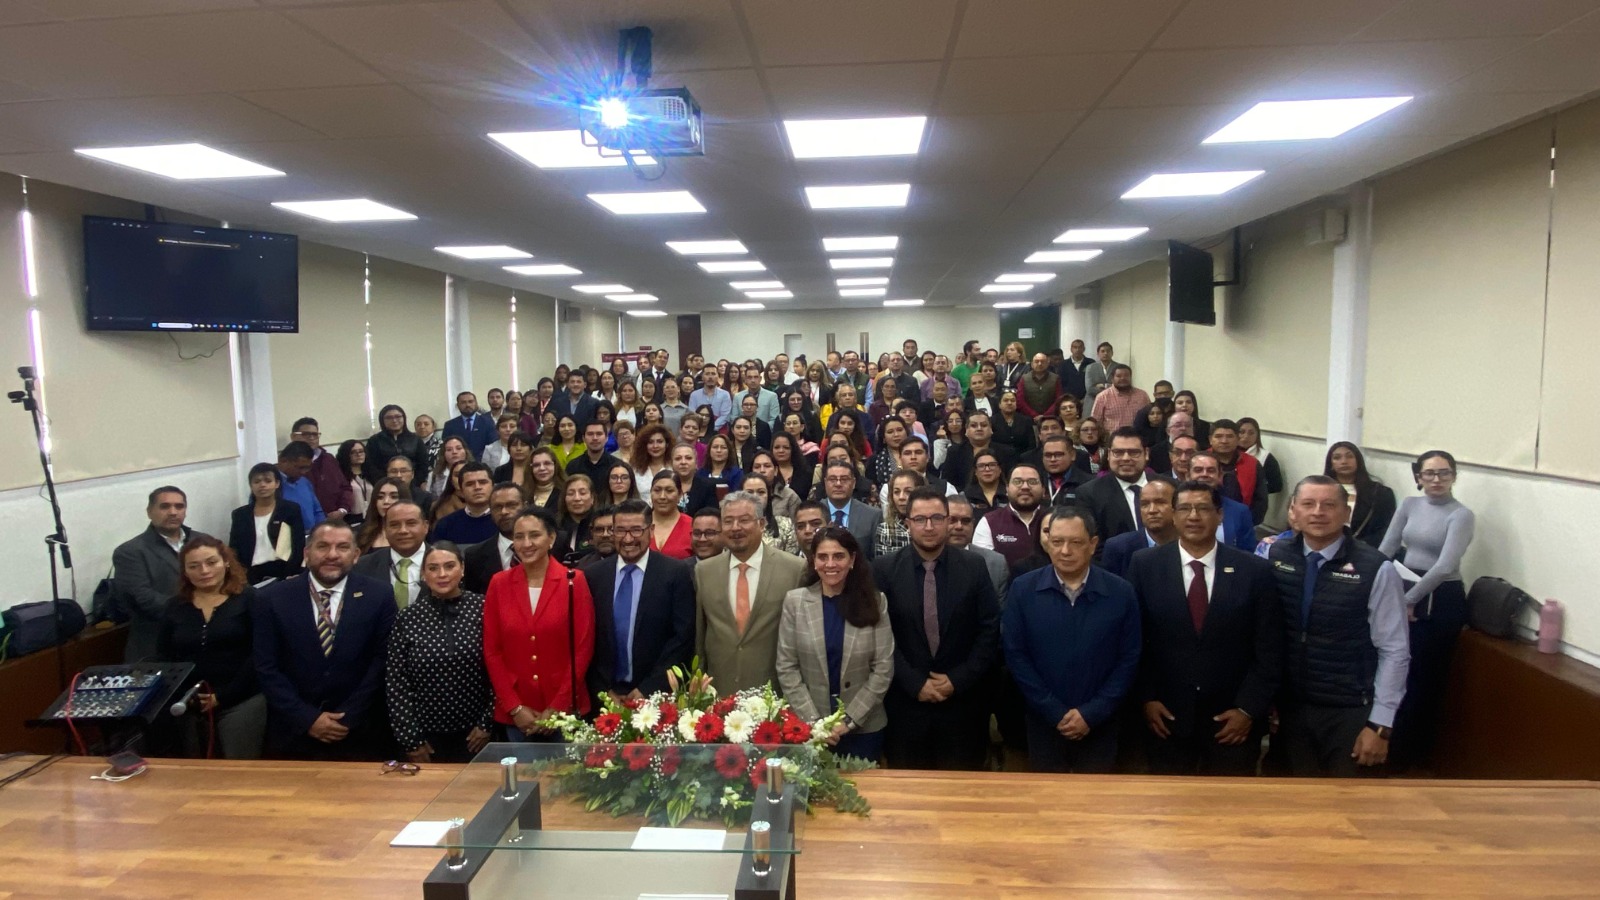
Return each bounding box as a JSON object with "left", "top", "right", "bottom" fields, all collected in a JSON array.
[{"left": 1187, "top": 559, "right": 1207, "bottom": 634}]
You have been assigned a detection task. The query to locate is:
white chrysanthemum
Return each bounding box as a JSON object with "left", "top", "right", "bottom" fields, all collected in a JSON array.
[
  {"left": 723, "top": 709, "right": 755, "bottom": 744},
  {"left": 631, "top": 703, "right": 660, "bottom": 733},
  {"left": 738, "top": 694, "right": 770, "bottom": 721},
  {"left": 677, "top": 709, "right": 703, "bottom": 741}
]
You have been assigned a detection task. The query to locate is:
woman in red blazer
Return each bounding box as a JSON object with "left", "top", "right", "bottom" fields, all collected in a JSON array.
[{"left": 483, "top": 505, "right": 595, "bottom": 741}]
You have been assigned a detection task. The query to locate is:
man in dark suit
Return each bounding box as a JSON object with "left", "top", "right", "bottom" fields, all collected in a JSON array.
[
  {"left": 1190, "top": 452, "right": 1262, "bottom": 553},
  {"left": 1100, "top": 476, "right": 1179, "bottom": 579},
  {"left": 442, "top": 391, "right": 497, "bottom": 459},
  {"left": 819, "top": 460, "right": 882, "bottom": 557},
  {"left": 1073, "top": 426, "right": 1149, "bottom": 549},
  {"left": 114, "top": 486, "right": 206, "bottom": 662},
  {"left": 641, "top": 349, "right": 675, "bottom": 398},
  {"left": 254, "top": 520, "right": 396, "bottom": 759},
  {"left": 584, "top": 500, "right": 695, "bottom": 702},
  {"left": 873, "top": 487, "right": 1001, "bottom": 770},
  {"left": 352, "top": 501, "right": 427, "bottom": 608},
  {"left": 1126, "top": 480, "right": 1283, "bottom": 775},
  {"left": 549, "top": 370, "right": 600, "bottom": 429},
  {"left": 462, "top": 483, "right": 523, "bottom": 594},
  {"left": 1057, "top": 339, "right": 1090, "bottom": 404}
]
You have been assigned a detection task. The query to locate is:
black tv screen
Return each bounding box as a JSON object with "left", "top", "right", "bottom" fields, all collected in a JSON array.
[
  {"left": 83, "top": 216, "right": 299, "bottom": 333},
  {"left": 1167, "top": 240, "right": 1215, "bottom": 326}
]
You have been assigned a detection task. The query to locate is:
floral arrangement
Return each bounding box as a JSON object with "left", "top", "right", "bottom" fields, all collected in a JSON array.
[{"left": 537, "top": 660, "right": 873, "bottom": 826}]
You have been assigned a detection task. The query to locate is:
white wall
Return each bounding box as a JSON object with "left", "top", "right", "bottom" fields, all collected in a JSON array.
[{"left": 624, "top": 307, "right": 1001, "bottom": 365}]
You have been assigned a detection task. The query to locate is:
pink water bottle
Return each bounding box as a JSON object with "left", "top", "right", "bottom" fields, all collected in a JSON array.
[{"left": 1537, "top": 600, "right": 1564, "bottom": 654}]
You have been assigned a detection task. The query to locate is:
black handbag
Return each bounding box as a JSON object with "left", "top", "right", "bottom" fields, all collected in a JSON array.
[
  {"left": 1466, "top": 576, "right": 1537, "bottom": 639},
  {"left": 1, "top": 599, "right": 88, "bottom": 657}
]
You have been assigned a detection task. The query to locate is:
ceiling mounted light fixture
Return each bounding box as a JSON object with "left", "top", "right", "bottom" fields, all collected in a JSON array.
[
  {"left": 626, "top": 310, "right": 668, "bottom": 318},
  {"left": 828, "top": 257, "right": 894, "bottom": 270},
  {"left": 75, "top": 143, "right": 285, "bottom": 180},
  {"left": 666, "top": 239, "right": 748, "bottom": 255},
  {"left": 883, "top": 299, "right": 923, "bottom": 307},
  {"left": 1053, "top": 227, "right": 1148, "bottom": 243},
  {"left": 488, "top": 130, "right": 655, "bottom": 168},
  {"left": 840, "top": 288, "right": 887, "bottom": 297},
  {"left": 435, "top": 245, "right": 532, "bottom": 260},
  {"left": 587, "top": 190, "right": 705, "bottom": 214},
  {"left": 1203, "top": 97, "right": 1413, "bottom": 143},
  {"left": 745, "top": 290, "right": 793, "bottom": 299},
  {"left": 699, "top": 260, "right": 766, "bottom": 273},
  {"left": 804, "top": 184, "right": 910, "bottom": 209},
  {"left": 723, "top": 302, "right": 764, "bottom": 311},
  {"left": 1122, "top": 171, "right": 1264, "bottom": 199},
  {"left": 783, "top": 116, "right": 927, "bottom": 159},
  {"left": 995, "top": 273, "right": 1056, "bottom": 283},
  {"left": 980, "top": 284, "right": 1032, "bottom": 293},
  {"left": 605, "top": 293, "right": 658, "bottom": 303},
  {"left": 993, "top": 301, "right": 1034, "bottom": 309},
  {"left": 822, "top": 235, "right": 899, "bottom": 252},
  {"left": 1024, "top": 249, "right": 1102, "bottom": 264},
  {"left": 836, "top": 276, "right": 889, "bottom": 287},
  {"left": 730, "top": 280, "right": 783, "bottom": 289},
  {"left": 271, "top": 199, "right": 416, "bottom": 222},
  {"left": 572, "top": 283, "right": 631, "bottom": 294},
  {"left": 505, "top": 263, "right": 581, "bottom": 276}
]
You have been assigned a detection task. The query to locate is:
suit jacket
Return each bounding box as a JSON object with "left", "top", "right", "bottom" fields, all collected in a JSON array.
[
  {"left": 307, "top": 451, "right": 355, "bottom": 519},
  {"left": 1220, "top": 496, "right": 1258, "bottom": 553},
  {"left": 678, "top": 474, "right": 718, "bottom": 515},
  {"left": 483, "top": 560, "right": 596, "bottom": 719},
  {"left": 549, "top": 392, "right": 600, "bottom": 429},
  {"left": 775, "top": 584, "right": 895, "bottom": 732},
  {"left": 693, "top": 545, "right": 807, "bottom": 692},
  {"left": 228, "top": 502, "right": 306, "bottom": 584},
  {"left": 1074, "top": 474, "right": 1143, "bottom": 546},
  {"left": 252, "top": 573, "right": 396, "bottom": 744},
  {"left": 870, "top": 545, "right": 1001, "bottom": 708},
  {"left": 443, "top": 412, "right": 498, "bottom": 458},
  {"left": 584, "top": 552, "right": 696, "bottom": 697},
  {"left": 963, "top": 545, "right": 1011, "bottom": 599},
  {"left": 1083, "top": 360, "right": 1119, "bottom": 401},
  {"left": 824, "top": 499, "right": 882, "bottom": 558},
  {"left": 1057, "top": 357, "right": 1089, "bottom": 401},
  {"left": 1126, "top": 542, "right": 1283, "bottom": 736},
  {"left": 114, "top": 525, "right": 202, "bottom": 663},
  {"left": 462, "top": 535, "right": 511, "bottom": 595},
  {"left": 1100, "top": 530, "right": 1157, "bottom": 580}
]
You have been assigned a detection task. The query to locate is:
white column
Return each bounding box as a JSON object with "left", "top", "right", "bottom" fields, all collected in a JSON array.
[
  {"left": 1061, "top": 298, "right": 1100, "bottom": 351},
  {"left": 444, "top": 275, "right": 471, "bottom": 404},
  {"left": 1163, "top": 320, "right": 1186, "bottom": 390},
  {"left": 233, "top": 333, "right": 279, "bottom": 465},
  {"left": 1327, "top": 183, "right": 1373, "bottom": 445}
]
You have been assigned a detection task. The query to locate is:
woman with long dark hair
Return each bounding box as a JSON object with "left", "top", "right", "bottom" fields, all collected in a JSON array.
[
  {"left": 428, "top": 435, "right": 473, "bottom": 498},
  {"left": 740, "top": 471, "right": 800, "bottom": 556},
  {"left": 747, "top": 450, "right": 801, "bottom": 521},
  {"left": 598, "top": 458, "right": 640, "bottom": 508},
  {"left": 870, "top": 417, "right": 911, "bottom": 488},
  {"left": 1237, "top": 417, "right": 1285, "bottom": 498},
  {"left": 963, "top": 448, "right": 1008, "bottom": 516},
  {"left": 357, "top": 476, "right": 411, "bottom": 552},
  {"left": 700, "top": 433, "right": 744, "bottom": 490},
  {"left": 493, "top": 432, "right": 536, "bottom": 489},
  {"left": 648, "top": 469, "right": 695, "bottom": 559},
  {"left": 549, "top": 414, "right": 583, "bottom": 469},
  {"left": 386, "top": 542, "right": 493, "bottom": 763},
  {"left": 630, "top": 423, "right": 674, "bottom": 494},
  {"left": 769, "top": 432, "right": 813, "bottom": 502},
  {"left": 933, "top": 407, "right": 968, "bottom": 487},
  {"left": 1172, "top": 390, "right": 1211, "bottom": 448},
  {"left": 524, "top": 446, "right": 565, "bottom": 511},
  {"left": 873, "top": 469, "right": 924, "bottom": 557},
  {"left": 823, "top": 409, "right": 873, "bottom": 462},
  {"left": 364, "top": 403, "right": 427, "bottom": 482},
  {"left": 335, "top": 439, "right": 372, "bottom": 526},
  {"left": 555, "top": 474, "right": 597, "bottom": 566},
  {"left": 777, "top": 526, "right": 893, "bottom": 761},
  {"left": 1324, "top": 441, "right": 1396, "bottom": 547},
  {"left": 1076, "top": 417, "right": 1106, "bottom": 474}
]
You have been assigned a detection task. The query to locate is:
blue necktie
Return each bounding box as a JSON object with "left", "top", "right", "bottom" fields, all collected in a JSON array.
[
  {"left": 1301, "top": 553, "right": 1323, "bottom": 628},
  {"left": 614, "top": 564, "right": 639, "bottom": 684}
]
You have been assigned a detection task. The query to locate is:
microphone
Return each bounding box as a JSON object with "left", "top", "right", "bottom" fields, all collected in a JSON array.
[{"left": 169, "top": 682, "right": 203, "bottom": 716}]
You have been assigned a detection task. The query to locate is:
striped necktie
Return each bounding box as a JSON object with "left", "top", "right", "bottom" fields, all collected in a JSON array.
[{"left": 312, "top": 588, "right": 336, "bottom": 657}]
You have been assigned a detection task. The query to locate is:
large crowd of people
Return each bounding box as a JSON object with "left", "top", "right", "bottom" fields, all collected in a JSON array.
[{"left": 108, "top": 337, "right": 1477, "bottom": 777}]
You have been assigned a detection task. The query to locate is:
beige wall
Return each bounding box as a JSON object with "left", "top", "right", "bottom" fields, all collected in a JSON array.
[
  {"left": 1095, "top": 261, "right": 1167, "bottom": 385},
  {"left": 624, "top": 306, "right": 1002, "bottom": 368},
  {"left": 269, "top": 242, "right": 372, "bottom": 445}
]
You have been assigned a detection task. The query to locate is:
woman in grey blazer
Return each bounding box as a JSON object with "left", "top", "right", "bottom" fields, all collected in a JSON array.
[{"left": 776, "top": 526, "right": 895, "bottom": 762}]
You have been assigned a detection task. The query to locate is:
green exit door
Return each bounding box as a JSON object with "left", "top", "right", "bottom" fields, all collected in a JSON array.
[{"left": 998, "top": 305, "right": 1060, "bottom": 358}]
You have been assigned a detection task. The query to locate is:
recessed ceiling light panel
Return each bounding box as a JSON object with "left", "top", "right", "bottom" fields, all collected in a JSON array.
[
  {"left": 587, "top": 190, "right": 705, "bottom": 215},
  {"left": 840, "top": 288, "right": 887, "bottom": 297},
  {"left": 1024, "top": 249, "right": 1103, "bottom": 264},
  {"left": 723, "top": 302, "right": 764, "bottom": 311},
  {"left": 271, "top": 199, "right": 416, "bottom": 222},
  {"left": 435, "top": 245, "right": 532, "bottom": 260},
  {"left": 1053, "top": 227, "right": 1148, "bottom": 243},
  {"left": 605, "top": 294, "right": 658, "bottom": 303},
  {"left": 836, "top": 276, "right": 890, "bottom": 287},
  {"left": 699, "top": 260, "right": 766, "bottom": 273},
  {"left": 572, "top": 283, "right": 631, "bottom": 294},
  {"left": 626, "top": 310, "right": 668, "bottom": 318},
  {"left": 488, "top": 130, "right": 655, "bottom": 169},
  {"left": 730, "top": 280, "right": 783, "bottom": 289},
  {"left": 822, "top": 235, "right": 899, "bottom": 252},
  {"left": 666, "top": 239, "right": 748, "bottom": 255},
  {"left": 883, "top": 299, "right": 923, "bottom": 307},
  {"left": 828, "top": 257, "right": 894, "bottom": 270},
  {"left": 745, "top": 290, "right": 793, "bottom": 299},
  {"left": 993, "top": 301, "right": 1034, "bottom": 309},
  {"left": 981, "top": 284, "right": 1032, "bottom": 293},
  {"left": 784, "top": 116, "right": 926, "bottom": 159},
  {"left": 1121, "top": 171, "right": 1264, "bottom": 199},
  {"left": 76, "top": 143, "right": 284, "bottom": 180},
  {"left": 996, "top": 273, "right": 1056, "bottom": 283},
  {"left": 1203, "top": 97, "right": 1413, "bottom": 143},
  {"left": 505, "top": 263, "right": 581, "bottom": 276},
  {"left": 804, "top": 184, "right": 910, "bottom": 209}
]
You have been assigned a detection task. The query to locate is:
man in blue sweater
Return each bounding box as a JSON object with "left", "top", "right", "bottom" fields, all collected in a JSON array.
[
  {"left": 1003, "top": 508, "right": 1141, "bottom": 773},
  {"left": 276, "top": 441, "right": 326, "bottom": 533}
]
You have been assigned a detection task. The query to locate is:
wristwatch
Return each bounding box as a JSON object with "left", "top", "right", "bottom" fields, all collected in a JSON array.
[
  {"left": 1365, "top": 721, "right": 1393, "bottom": 740},
  {"left": 841, "top": 713, "right": 857, "bottom": 732}
]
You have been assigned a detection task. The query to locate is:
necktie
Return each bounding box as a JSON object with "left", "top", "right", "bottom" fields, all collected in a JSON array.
[
  {"left": 615, "top": 564, "right": 638, "bottom": 683},
  {"left": 833, "top": 509, "right": 845, "bottom": 526},
  {"left": 1187, "top": 559, "right": 1208, "bottom": 634},
  {"left": 922, "top": 559, "right": 940, "bottom": 657},
  {"left": 735, "top": 563, "right": 752, "bottom": 635},
  {"left": 1301, "top": 553, "right": 1324, "bottom": 627},
  {"left": 394, "top": 558, "right": 411, "bottom": 609},
  {"left": 504, "top": 544, "right": 517, "bottom": 569},
  {"left": 312, "top": 588, "right": 335, "bottom": 657},
  {"left": 1128, "top": 484, "right": 1141, "bottom": 524}
]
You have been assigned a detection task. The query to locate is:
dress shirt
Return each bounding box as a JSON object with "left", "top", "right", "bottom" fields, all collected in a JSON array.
[
  {"left": 920, "top": 373, "right": 961, "bottom": 400},
  {"left": 278, "top": 471, "right": 326, "bottom": 532},
  {"left": 390, "top": 546, "right": 427, "bottom": 607},
  {"left": 1306, "top": 537, "right": 1410, "bottom": 728},
  {"left": 613, "top": 553, "right": 650, "bottom": 683},
  {"left": 1117, "top": 473, "right": 1148, "bottom": 526},
  {"left": 726, "top": 542, "right": 766, "bottom": 619},
  {"left": 687, "top": 387, "right": 734, "bottom": 430},
  {"left": 1091, "top": 386, "right": 1153, "bottom": 433},
  {"left": 825, "top": 499, "right": 851, "bottom": 528},
  {"left": 1177, "top": 542, "right": 1218, "bottom": 600},
  {"left": 307, "top": 575, "right": 349, "bottom": 626},
  {"left": 497, "top": 534, "right": 516, "bottom": 569}
]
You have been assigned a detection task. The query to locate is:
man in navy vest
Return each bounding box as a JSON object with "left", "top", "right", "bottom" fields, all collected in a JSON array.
[{"left": 1269, "top": 476, "right": 1409, "bottom": 777}]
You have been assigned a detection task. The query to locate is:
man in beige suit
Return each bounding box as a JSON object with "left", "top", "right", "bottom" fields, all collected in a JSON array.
[{"left": 694, "top": 491, "right": 807, "bottom": 693}]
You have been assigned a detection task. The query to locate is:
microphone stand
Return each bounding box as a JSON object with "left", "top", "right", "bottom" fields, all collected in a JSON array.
[
  {"left": 9, "top": 366, "right": 71, "bottom": 696},
  {"left": 565, "top": 567, "right": 579, "bottom": 718}
]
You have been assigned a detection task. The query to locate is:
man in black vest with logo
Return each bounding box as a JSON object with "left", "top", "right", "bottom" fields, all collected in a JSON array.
[{"left": 1269, "top": 476, "right": 1409, "bottom": 777}]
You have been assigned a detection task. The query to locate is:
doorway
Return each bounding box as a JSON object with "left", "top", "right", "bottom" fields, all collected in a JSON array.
[
  {"left": 999, "top": 305, "right": 1060, "bottom": 359},
  {"left": 783, "top": 333, "right": 803, "bottom": 363}
]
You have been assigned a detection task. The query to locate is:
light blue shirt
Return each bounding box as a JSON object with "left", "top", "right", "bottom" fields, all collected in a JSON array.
[
  {"left": 687, "top": 387, "right": 733, "bottom": 431},
  {"left": 1305, "top": 537, "right": 1410, "bottom": 728},
  {"left": 825, "top": 499, "right": 850, "bottom": 528},
  {"left": 277, "top": 470, "right": 325, "bottom": 532}
]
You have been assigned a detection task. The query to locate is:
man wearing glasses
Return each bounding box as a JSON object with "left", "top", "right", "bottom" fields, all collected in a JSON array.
[
  {"left": 290, "top": 416, "right": 353, "bottom": 523},
  {"left": 1125, "top": 480, "right": 1281, "bottom": 776},
  {"left": 1073, "top": 426, "right": 1150, "bottom": 546},
  {"left": 583, "top": 499, "right": 696, "bottom": 705},
  {"left": 820, "top": 461, "right": 882, "bottom": 557},
  {"left": 971, "top": 462, "right": 1049, "bottom": 568},
  {"left": 693, "top": 492, "right": 807, "bottom": 692},
  {"left": 873, "top": 487, "right": 1000, "bottom": 770}
]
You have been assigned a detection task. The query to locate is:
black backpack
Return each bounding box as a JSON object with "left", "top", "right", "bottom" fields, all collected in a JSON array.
[
  {"left": 0, "top": 599, "right": 88, "bottom": 658},
  {"left": 1466, "top": 576, "right": 1537, "bottom": 639}
]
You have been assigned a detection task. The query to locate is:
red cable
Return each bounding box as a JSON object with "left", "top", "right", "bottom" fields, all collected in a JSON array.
[
  {"left": 62, "top": 671, "right": 87, "bottom": 756},
  {"left": 201, "top": 681, "right": 216, "bottom": 759}
]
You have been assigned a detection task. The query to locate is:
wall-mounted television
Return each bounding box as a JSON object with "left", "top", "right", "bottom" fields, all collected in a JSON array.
[
  {"left": 83, "top": 215, "right": 299, "bottom": 333},
  {"left": 1167, "top": 240, "right": 1216, "bottom": 326}
]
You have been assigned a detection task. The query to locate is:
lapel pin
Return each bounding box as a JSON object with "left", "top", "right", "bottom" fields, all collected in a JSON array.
[
  {"left": 1222, "top": 567, "right": 1234, "bottom": 573},
  {"left": 353, "top": 591, "right": 364, "bottom": 598}
]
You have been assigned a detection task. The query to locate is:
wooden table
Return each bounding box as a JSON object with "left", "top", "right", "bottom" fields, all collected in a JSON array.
[{"left": 1, "top": 755, "right": 1597, "bottom": 898}]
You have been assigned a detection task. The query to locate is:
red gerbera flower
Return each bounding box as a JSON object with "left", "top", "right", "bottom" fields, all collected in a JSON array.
[
  {"left": 659, "top": 745, "right": 682, "bottom": 776},
  {"left": 693, "top": 712, "right": 725, "bottom": 743},
  {"left": 713, "top": 744, "right": 748, "bottom": 779},
  {"left": 712, "top": 696, "right": 738, "bottom": 717},
  {"left": 656, "top": 702, "right": 678, "bottom": 734},
  {"left": 623, "top": 696, "right": 643, "bottom": 710},
  {"left": 584, "top": 744, "right": 619, "bottom": 768},
  {"left": 780, "top": 717, "right": 811, "bottom": 744},
  {"left": 750, "top": 768, "right": 768, "bottom": 793},
  {"left": 752, "top": 721, "right": 783, "bottom": 747},
  {"left": 622, "top": 741, "right": 654, "bottom": 771},
  {"left": 594, "top": 712, "right": 623, "bottom": 737}
]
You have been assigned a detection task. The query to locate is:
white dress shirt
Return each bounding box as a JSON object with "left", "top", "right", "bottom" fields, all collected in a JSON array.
[
  {"left": 1178, "top": 542, "right": 1218, "bottom": 601},
  {"left": 389, "top": 545, "right": 427, "bottom": 607},
  {"left": 497, "top": 534, "right": 517, "bottom": 570},
  {"left": 726, "top": 542, "right": 766, "bottom": 619},
  {"left": 1119, "top": 473, "right": 1149, "bottom": 528}
]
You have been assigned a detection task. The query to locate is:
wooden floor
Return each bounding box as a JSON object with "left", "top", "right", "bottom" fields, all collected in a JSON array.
[{"left": 1, "top": 755, "right": 1598, "bottom": 898}]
